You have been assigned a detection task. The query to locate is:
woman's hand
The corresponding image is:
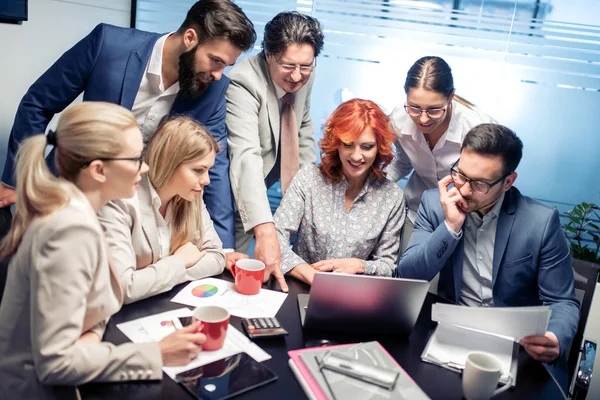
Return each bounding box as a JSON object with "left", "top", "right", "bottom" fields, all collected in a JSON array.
[
  {"left": 158, "top": 322, "right": 206, "bottom": 366},
  {"left": 174, "top": 242, "right": 206, "bottom": 268},
  {"left": 78, "top": 331, "right": 101, "bottom": 344},
  {"left": 311, "top": 258, "right": 366, "bottom": 275},
  {"left": 225, "top": 252, "right": 250, "bottom": 272}
]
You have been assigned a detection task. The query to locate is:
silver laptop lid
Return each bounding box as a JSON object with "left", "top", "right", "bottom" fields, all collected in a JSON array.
[{"left": 303, "top": 273, "right": 430, "bottom": 335}]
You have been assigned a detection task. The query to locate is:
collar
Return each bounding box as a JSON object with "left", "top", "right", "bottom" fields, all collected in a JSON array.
[
  {"left": 273, "top": 82, "right": 287, "bottom": 101},
  {"left": 147, "top": 33, "right": 176, "bottom": 92},
  {"left": 340, "top": 171, "right": 378, "bottom": 199},
  {"left": 471, "top": 190, "right": 505, "bottom": 221}
]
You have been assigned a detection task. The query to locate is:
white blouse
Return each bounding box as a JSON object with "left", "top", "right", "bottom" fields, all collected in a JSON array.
[{"left": 387, "top": 100, "right": 494, "bottom": 222}]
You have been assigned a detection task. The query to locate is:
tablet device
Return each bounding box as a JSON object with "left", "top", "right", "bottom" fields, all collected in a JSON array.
[{"left": 175, "top": 352, "right": 277, "bottom": 400}]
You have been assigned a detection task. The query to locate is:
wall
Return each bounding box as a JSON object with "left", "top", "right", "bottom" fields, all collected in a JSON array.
[{"left": 0, "top": 0, "right": 130, "bottom": 172}]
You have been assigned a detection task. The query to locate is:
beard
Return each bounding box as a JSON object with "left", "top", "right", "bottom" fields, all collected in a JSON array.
[{"left": 178, "top": 45, "right": 213, "bottom": 99}]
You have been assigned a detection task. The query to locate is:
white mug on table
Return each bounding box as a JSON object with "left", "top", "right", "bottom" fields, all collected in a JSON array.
[{"left": 462, "top": 351, "right": 512, "bottom": 400}]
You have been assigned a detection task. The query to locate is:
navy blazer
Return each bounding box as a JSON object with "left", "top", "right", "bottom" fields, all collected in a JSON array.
[
  {"left": 398, "top": 187, "right": 579, "bottom": 356},
  {"left": 2, "top": 24, "right": 235, "bottom": 247}
]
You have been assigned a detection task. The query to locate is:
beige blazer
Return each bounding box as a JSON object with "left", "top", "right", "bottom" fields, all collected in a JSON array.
[
  {"left": 0, "top": 186, "right": 162, "bottom": 400},
  {"left": 98, "top": 176, "right": 225, "bottom": 304},
  {"left": 226, "top": 54, "right": 316, "bottom": 233}
]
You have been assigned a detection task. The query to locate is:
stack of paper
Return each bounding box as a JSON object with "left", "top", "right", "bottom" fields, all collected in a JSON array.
[{"left": 117, "top": 308, "right": 271, "bottom": 379}]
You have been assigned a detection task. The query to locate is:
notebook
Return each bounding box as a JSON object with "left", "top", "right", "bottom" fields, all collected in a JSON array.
[{"left": 288, "top": 341, "right": 430, "bottom": 400}]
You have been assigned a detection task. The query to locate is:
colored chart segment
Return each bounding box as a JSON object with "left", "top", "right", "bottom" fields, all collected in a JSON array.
[{"left": 192, "top": 284, "right": 218, "bottom": 298}]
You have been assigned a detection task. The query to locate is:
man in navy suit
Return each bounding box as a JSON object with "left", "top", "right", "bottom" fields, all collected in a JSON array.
[
  {"left": 0, "top": 0, "right": 255, "bottom": 252},
  {"left": 397, "top": 124, "right": 579, "bottom": 375}
]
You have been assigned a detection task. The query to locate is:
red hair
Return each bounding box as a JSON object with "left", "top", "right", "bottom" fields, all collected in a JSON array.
[{"left": 318, "top": 99, "right": 395, "bottom": 183}]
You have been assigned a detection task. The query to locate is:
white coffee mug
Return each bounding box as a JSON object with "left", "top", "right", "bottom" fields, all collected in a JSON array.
[{"left": 462, "top": 351, "right": 512, "bottom": 400}]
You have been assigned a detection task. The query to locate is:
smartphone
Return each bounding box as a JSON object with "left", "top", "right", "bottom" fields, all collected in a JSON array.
[
  {"left": 576, "top": 339, "right": 597, "bottom": 389},
  {"left": 176, "top": 352, "right": 277, "bottom": 400},
  {"left": 571, "top": 338, "right": 597, "bottom": 399}
]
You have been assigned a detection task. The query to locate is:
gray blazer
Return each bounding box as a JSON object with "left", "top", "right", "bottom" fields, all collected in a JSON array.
[
  {"left": 0, "top": 187, "right": 162, "bottom": 400},
  {"left": 98, "top": 176, "right": 225, "bottom": 304},
  {"left": 226, "top": 54, "right": 316, "bottom": 233}
]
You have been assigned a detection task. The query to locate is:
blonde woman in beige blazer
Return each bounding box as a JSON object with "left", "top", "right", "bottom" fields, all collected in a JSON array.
[
  {"left": 0, "top": 103, "right": 206, "bottom": 400},
  {"left": 98, "top": 117, "right": 227, "bottom": 304}
]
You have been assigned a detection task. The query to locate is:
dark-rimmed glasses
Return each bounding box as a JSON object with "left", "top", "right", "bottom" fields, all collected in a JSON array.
[
  {"left": 450, "top": 159, "right": 511, "bottom": 194},
  {"left": 404, "top": 104, "right": 448, "bottom": 119},
  {"left": 81, "top": 155, "right": 144, "bottom": 172}
]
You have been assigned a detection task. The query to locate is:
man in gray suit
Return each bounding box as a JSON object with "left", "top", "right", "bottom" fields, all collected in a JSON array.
[{"left": 226, "top": 12, "right": 324, "bottom": 292}]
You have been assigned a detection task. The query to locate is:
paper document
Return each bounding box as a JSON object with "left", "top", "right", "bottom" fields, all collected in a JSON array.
[
  {"left": 422, "top": 323, "right": 515, "bottom": 384},
  {"left": 170, "top": 278, "right": 288, "bottom": 318},
  {"left": 117, "top": 308, "right": 271, "bottom": 379},
  {"left": 431, "top": 303, "right": 551, "bottom": 341}
]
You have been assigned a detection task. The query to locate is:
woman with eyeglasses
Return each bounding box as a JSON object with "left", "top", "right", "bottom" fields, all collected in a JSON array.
[
  {"left": 98, "top": 117, "right": 227, "bottom": 304},
  {"left": 274, "top": 99, "right": 405, "bottom": 285},
  {"left": 388, "top": 56, "right": 494, "bottom": 249},
  {"left": 0, "top": 103, "right": 207, "bottom": 400}
]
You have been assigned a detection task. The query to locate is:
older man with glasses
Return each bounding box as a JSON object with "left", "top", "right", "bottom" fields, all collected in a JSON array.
[
  {"left": 226, "top": 11, "right": 324, "bottom": 292},
  {"left": 397, "top": 123, "right": 579, "bottom": 389}
]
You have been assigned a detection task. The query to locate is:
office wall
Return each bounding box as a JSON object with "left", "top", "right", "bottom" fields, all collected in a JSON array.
[
  {"left": 0, "top": 0, "right": 130, "bottom": 173},
  {"left": 136, "top": 0, "right": 600, "bottom": 213}
]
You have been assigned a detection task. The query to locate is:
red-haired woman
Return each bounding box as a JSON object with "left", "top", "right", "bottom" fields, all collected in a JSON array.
[{"left": 274, "top": 99, "right": 406, "bottom": 285}]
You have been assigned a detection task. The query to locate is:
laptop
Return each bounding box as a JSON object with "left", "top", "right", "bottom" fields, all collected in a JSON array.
[{"left": 298, "top": 272, "right": 430, "bottom": 335}]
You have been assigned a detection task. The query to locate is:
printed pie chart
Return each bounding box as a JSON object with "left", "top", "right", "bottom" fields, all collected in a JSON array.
[{"left": 191, "top": 284, "right": 219, "bottom": 298}]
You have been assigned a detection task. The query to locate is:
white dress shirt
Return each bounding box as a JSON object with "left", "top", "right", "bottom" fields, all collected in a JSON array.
[
  {"left": 388, "top": 101, "right": 494, "bottom": 223},
  {"left": 131, "top": 33, "right": 179, "bottom": 142},
  {"left": 149, "top": 183, "right": 174, "bottom": 258}
]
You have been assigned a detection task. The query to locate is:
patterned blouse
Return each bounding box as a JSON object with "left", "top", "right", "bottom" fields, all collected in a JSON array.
[{"left": 274, "top": 165, "right": 406, "bottom": 276}]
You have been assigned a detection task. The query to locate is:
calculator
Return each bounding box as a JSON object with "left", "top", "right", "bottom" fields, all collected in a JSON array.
[{"left": 242, "top": 317, "right": 288, "bottom": 338}]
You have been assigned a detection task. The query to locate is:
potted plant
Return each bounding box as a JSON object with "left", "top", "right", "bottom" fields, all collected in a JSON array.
[{"left": 564, "top": 202, "right": 600, "bottom": 264}]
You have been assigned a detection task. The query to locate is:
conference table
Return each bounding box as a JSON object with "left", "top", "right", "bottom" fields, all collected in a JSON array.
[{"left": 80, "top": 274, "right": 565, "bottom": 400}]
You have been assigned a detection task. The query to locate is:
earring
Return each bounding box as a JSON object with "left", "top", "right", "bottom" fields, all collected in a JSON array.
[{"left": 100, "top": 176, "right": 106, "bottom": 183}]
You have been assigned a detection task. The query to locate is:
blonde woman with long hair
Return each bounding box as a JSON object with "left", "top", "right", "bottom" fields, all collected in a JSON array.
[
  {"left": 98, "top": 117, "right": 228, "bottom": 304},
  {"left": 0, "top": 103, "right": 207, "bottom": 399}
]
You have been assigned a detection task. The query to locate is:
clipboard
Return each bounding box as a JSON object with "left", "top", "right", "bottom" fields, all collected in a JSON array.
[{"left": 421, "top": 322, "right": 519, "bottom": 387}]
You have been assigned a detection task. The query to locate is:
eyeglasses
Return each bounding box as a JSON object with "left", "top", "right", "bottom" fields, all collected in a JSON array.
[
  {"left": 404, "top": 104, "right": 448, "bottom": 119},
  {"left": 81, "top": 155, "right": 144, "bottom": 172},
  {"left": 450, "top": 159, "right": 511, "bottom": 194},
  {"left": 275, "top": 59, "right": 316, "bottom": 75}
]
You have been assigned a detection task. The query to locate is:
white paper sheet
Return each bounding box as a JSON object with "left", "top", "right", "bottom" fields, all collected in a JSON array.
[
  {"left": 116, "top": 308, "right": 271, "bottom": 379},
  {"left": 170, "top": 278, "right": 288, "bottom": 318},
  {"left": 431, "top": 303, "right": 551, "bottom": 341}
]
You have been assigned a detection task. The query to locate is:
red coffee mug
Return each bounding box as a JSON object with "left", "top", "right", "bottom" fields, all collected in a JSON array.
[
  {"left": 192, "top": 306, "right": 230, "bottom": 351},
  {"left": 231, "top": 259, "right": 265, "bottom": 295}
]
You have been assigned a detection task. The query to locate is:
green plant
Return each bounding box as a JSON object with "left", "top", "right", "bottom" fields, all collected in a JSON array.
[{"left": 564, "top": 202, "right": 600, "bottom": 263}]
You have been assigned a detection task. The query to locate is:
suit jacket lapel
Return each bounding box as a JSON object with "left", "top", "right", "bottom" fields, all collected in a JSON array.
[
  {"left": 120, "top": 34, "right": 161, "bottom": 110},
  {"left": 493, "top": 188, "right": 517, "bottom": 286},
  {"left": 451, "top": 239, "right": 465, "bottom": 302},
  {"left": 259, "top": 57, "right": 281, "bottom": 152},
  {"left": 138, "top": 177, "right": 161, "bottom": 263}
]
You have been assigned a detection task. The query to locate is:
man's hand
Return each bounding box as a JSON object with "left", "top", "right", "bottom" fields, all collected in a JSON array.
[
  {"left": 438, "top": 175, "right": 467, "bottom": 233},
  {"left": 0, "top": 182, "right": 16, "bottom": 208},
  {"left": 311, "top": 258, "right": 366, "bottom": 275},
  {"left": 225, "top": 252, "right": 249, "bottom": 272},
  {"left": 519, "top": 332, "right": 560, "bottom": 364},
  {"left": 253, "top": 222, "right": 288, "bottom": 292}
]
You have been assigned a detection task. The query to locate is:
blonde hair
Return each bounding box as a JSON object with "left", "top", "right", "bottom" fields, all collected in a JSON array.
[
  {"left": 145, "top": 117, "right": 219, "bottom": 254},
  {"left": 0, "top": 102, "right": 138, "bottom": 259}
]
